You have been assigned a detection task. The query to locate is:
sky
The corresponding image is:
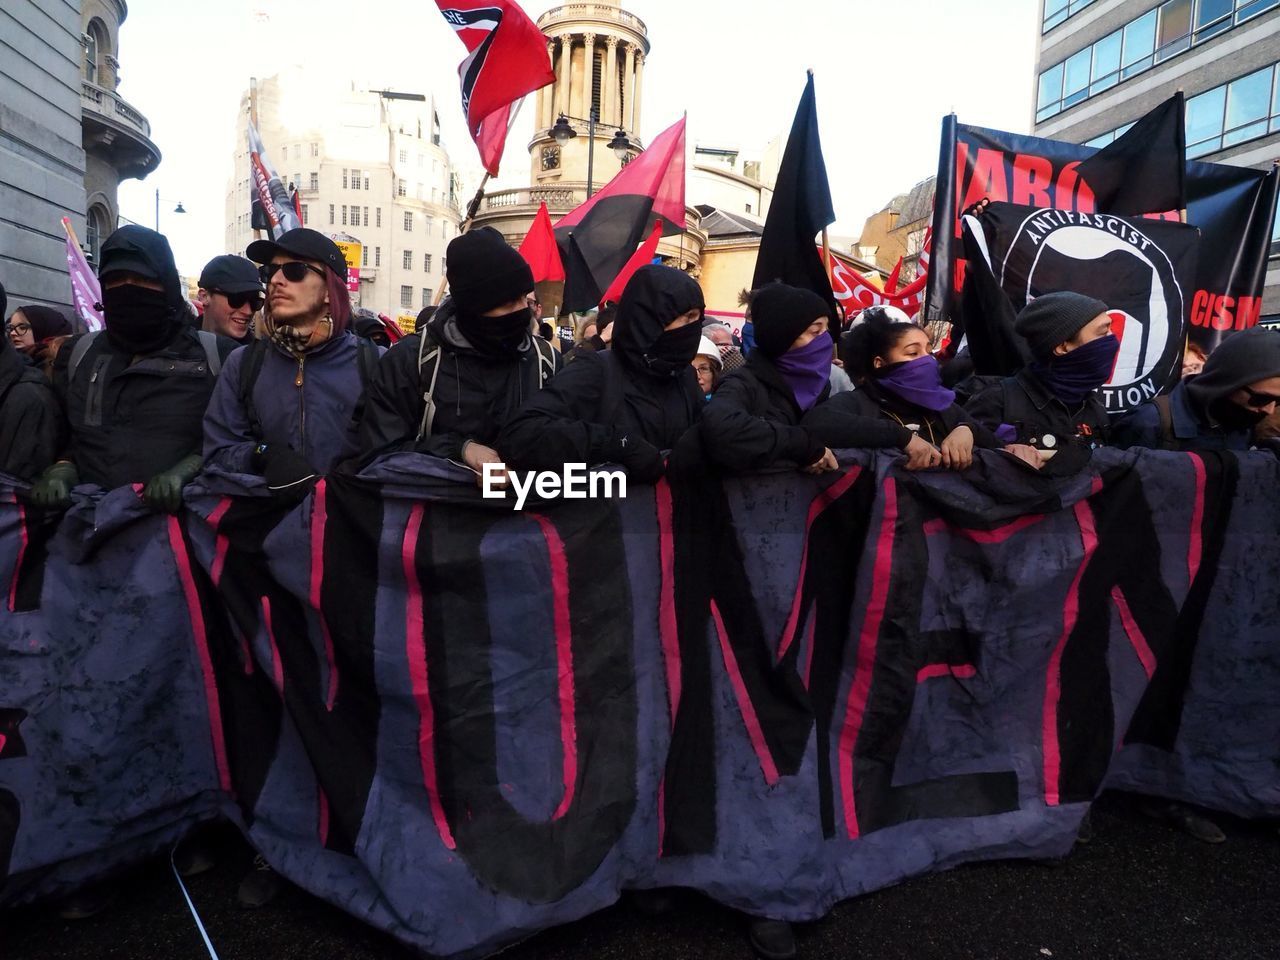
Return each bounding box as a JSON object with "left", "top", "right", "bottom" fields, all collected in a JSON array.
[{"left": 116, "top": 0, "right": 1039, "bottom": 275}]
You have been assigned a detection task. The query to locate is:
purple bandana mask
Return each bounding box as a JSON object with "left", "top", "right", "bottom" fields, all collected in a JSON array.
[
  {"left": 773, "top": 332, "right": 833, "bottom": 412},
  {"left": 873, "top": 355, "right": 955, "bottom": 412}
]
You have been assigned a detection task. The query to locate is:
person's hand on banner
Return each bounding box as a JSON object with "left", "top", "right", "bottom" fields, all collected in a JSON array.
[
  {"left": 27, "top": 461, "right": 78, "bottom": 510},
  {"left": 803, "top": 448, "right": 839, "bottom": 475},
  {"left": 1002, "top": 443, "right": 1045, "bottom": 470},
  {"left": 939, "top": 425, "right": 975, "bottom": 470},
  {"left": 462, "top": 441, "right": 506, "bottom": 489},
  {"left": 901, "top": 434, "right": 942, "bottom": 470},
  {"left": 142, "top": 454, "right": 204, "bottom": 514},
  {"left": 252, "top": 445, "right": 319, "bottom": 507}
]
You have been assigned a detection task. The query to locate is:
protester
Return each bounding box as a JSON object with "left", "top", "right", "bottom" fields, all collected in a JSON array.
[
  {"left": 29, "top": 225, "right": 235, "bottom": 518},
  {"left": 692, "top": 335, "right": 722, "bottom": 398},
  {"left": 0, "top": 281, "right": 63, "bottom": 481},
  {"left": 563, "top": 302, "right": 615, "bottom": 364},
  {"left": 703, "top": 320, "right": 745, "bottom": 373},
  {"left": 7, "top": 303, "right": 73, "bottom": 366},
  {"left": 204, "top": 229, "right": 378, "bottom": 509},
  {"left": 1182, "top": 340, "right": 1207, "bottom": 378},
  {"left": 738, "top": 288, "right": 757, "bottom": 355},
  {"left": 966, "top": 292, "right": 1115, "bottom": 474},
  {"left": 352, "top": 307, "right": 396, "bottom": 348},
  {"left": 196, "top": 254, "right": 265, "bottom": 344},
  {"left": 498, "top": 265, "right": 705, "bottom": 482},
  {"left": 804, "top": 307, "right": 1000, "bottom": 470},
  {"left": 353, "top": 226, "right": 558, "bottom": 481},
  {"left": 1111, "top": 325, "right": 1280, "bottom": 452}
]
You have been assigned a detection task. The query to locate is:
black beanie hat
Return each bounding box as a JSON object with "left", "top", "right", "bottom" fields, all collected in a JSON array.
[
  {"left": 446, "top": 227, "right": 534, "bottom": 315},
  {"left": 1186, "top": 325, "right": 1280, "bottom": 410},
  {"left": 1014, "top": 291, "right": 1109, "bottom": 361},
  {"left": 751, "top": 283, "right": 833, "bottom": 359}
]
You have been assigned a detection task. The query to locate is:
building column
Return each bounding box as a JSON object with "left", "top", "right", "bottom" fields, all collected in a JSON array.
[
  {"left": 623, "top": 44, "right": 636, "bottom": 132},
  {"left": 632, "top": 52, "right": 645, "bottom": 134},
  {"left": 578, "top": 33, "right": 595, "bottom": 120},
  {"left": 604, "top": 36, "right": 619, "bottom": 128},
  {"left": 556, "top": 34, "right": 572, "bottom": 118},
  {"left": 541, "top": 39, "right": 556, "bottom": 128}
]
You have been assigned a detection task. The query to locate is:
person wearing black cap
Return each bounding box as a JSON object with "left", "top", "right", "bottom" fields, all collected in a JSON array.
[
  {"left": 353, "top": 226, "right": 558, "bottom": 480},
  {"left": 497, "top": 264, "right": 704, "bottom": 482},
  {"left": 1112, "top": 324, "right": 1280, "bottom": 452},
  {"left": 966, "top": 291, "right": 1115, "bottom": 474},
  {"left": 196, "top": 254, "right": 265, "bottom": 344},
  {"left": 700, "top": 283, "right": 908, "bottom": 474},
  {"left": 0, "top": 281, "right": 64, "bottom": 481},
  {"left": 204, "top": 228, "right": 380, "bottom": 507},
  {"left": 28, "top": 225, "right": 236, "bottom": 515}
]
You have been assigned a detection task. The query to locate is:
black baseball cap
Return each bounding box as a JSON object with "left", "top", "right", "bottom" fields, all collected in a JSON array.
[
  {"left": 199, "top": 255, "right": 265, "bottom": 295},
  {"left": 246, "top": 228, "right": 348, "bottom": 282}
]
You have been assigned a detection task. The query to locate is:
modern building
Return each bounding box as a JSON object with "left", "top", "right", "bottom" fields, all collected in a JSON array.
[
  {"left": 1033, "top": 0, "right": 1280, "bottom": 308},
  {"left": 223, "top": 68, "right": 463, "bottom": 325}
]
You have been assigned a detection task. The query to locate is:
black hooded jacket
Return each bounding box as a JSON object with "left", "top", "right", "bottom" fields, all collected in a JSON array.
[
  {"left": 498, "top": 266, "right": 704, "bottom": 470},
  {"left": 803, "top": 380, "right": 1001, "bottom": 450},
  {"left": 52, "top": 226, "right": 236, "bottom": 489},
  {"left": 354, "top": 298, "right": 559, "bottom": 466},
  {"left": 0, "top": 284, "right": 64, "bottom": 481}
]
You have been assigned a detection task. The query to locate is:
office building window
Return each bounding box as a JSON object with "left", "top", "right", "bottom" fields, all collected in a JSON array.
[
  {"left": 300, "top": 204, "right": 309, "bottom": 225},
  {"left": 403, "top": 249, "right": 413, "bottom": 270},
  {"left": 423, "top": 287, "right": 432, "bottom": 307},
  {"left": 350, "top": 168, "right": 361, "bottom": 191},
  {"left": 329, "top": 204, "right": 335, "bottom": 225},
  {"left": 424, "top": 253, "right": 432, "bottom": 273},
  {"left": 397, "top": 180, "right": 406, "bottom": 197},
  {"left": 309, "top": 172, "right": 318, "bottom": 191},
  {"left": 375, "top": 246, "right": 382, "bottom": 267},
  {"left": 362, "top": 246, "right": 368, "bottom": 267},
  {"left": 424, "top": 218, "right": 433, "bottom": 237},
  {"left": 1186, "top": 62, "right": 1280, "bottom": 157},
  {"left": 404, "top": 211, "right": 413, "bottom": 231},
  {"left": 376, "top": 207, "right": 382, "bottom": 228},
  {"left": 310, "top": 142, "right": 319, "bottom": 157},
  {"left": 364, "top": 175, "right": 370, "bottom": 190},
  {"left": 342, "top": 169, "right": 348, "bottom": 189},
  {"left": 401, "top": 285, "right": 413, "bottom": 308},
  {"left": 341, "top": 205, "right": 348, "bottom": 226},
  {"left": 399, "top": 148, "right": 408, "bottom": 164}
]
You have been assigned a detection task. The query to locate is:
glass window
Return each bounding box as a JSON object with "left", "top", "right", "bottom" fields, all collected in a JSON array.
[
  {"left": 1044, "top": 0, "right": 1069, "bottom": 30},
  {"left": 401, "top": 286, "right": 413, "bottom": 309},
  {"left": 1238, "top": 0, "right": 1280, "bottom": 23},
  {"left": 1156, "top": 0, "right": 1192, "bottom": 59},
  {"left": 1085, "top": 131, "right": 1115, "bottom": 149},
  {"left": 403, "top": 250, "right": 413, "bottom": 270},
  {"left": 1063, "top": 47, "right": 1092, "bottom": 107},
  {"left": 424, "top": 253, "right": 433, "bottom": 273},
  {"left": 363, "top": 207, "right": 369, "bottom": 227},
  {"left": 364, "top": 176, "right": 370, "bottom": 190},
  {"left": 343, "top": 169, "right": 348, "bottom": 189},
  {"left": 301, "top": 204, "right": 308, "bottom": 225},
  {"left": 311, "top": 142, "right": 319, "bottom": 157},
  {"left": 1186, "top": 85, "right": 1227, "bottom": 154},
  {"left": 422, "top": 288, "right": 432, "bottom": 308},
  {"left": 329, "top": 204, "right": 334, "bottom": 225},
  {"left": 309, "top": 172, "right": 318, "bottom": 191},
  {"left": 425, "top": 218, "right": 433, "bottom": 237},
  {"left": 362, "top": 246, "right": 368, "bottom": 267},
  {"left": 1038, "top": 63, "right": 1064, "bottom": 120},
  {"left": 1195, "top": 0, "right": 1234, "bottom": 40},
  {"left": 1122, "top": 11, "right": 1157, "bottom": 77},
  {"left": 376, "top": 208, "right": 382, "bottom": 228},
  {"left": 375, "top": 246, "right": 381, "bottom": 267},
  {"left": 1091, "top": 30, "right": 1122, "bottom": 93},
  {"left": 398, "top": 149, "right": 408, "bottom": 164},
  {"left": 1224, "top": 65, "right": 1273, "bottom": 145}
]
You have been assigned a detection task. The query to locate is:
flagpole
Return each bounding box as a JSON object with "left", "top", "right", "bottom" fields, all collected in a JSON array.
[
  {"left": 251, "top": 77, "right": 263, "bottom": 242},
  {"left": 431, "top": 95, "right": 530, "bottom": 307}
]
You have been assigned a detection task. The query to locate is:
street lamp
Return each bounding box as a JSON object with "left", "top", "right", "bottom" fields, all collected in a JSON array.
[
  {"left": 551, "top": 110, "right": 633, "bottom": 199},
  {"left": 154, "top": 188, "right": 186, "bottom": 232}
]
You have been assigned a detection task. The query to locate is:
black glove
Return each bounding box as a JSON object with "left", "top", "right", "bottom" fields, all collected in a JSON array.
[
  {"left": 27, "top": 461, "right": 79, "bottom": 510},
  {"left": 142, "top": 454, "right": 204, "bottom": 514},
  {"left": 253, "top": 444, "right": 319, "bottom": 506},
  {"left": 607, "top": 433, "right": 665, "bottom": 484}
]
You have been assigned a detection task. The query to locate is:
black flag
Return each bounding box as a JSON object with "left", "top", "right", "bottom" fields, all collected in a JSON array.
[
  {"left": 1077, "top": 93, "right": 1186, "bottom": 215},
  {"left": 752, "top": 73, "right": 837, "bottom": 316}
]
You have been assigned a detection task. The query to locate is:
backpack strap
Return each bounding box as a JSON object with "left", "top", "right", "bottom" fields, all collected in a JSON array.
[
  {"left": 1153, "top": 395, "right": 1177, "bottom": 450},
  {"left": 66, "top": 331, "right": 100, "bottom": 384},
  {"left": 415, "top": 328, "right": 444, "bottom": 442},
  {"left": 236, "top": 338, "right": 271, "bottom": 440},
  {"left": 532, "top": 337, "right": 557, "bottom": 388},
  {"left": 356, "top": 337, "right": 379, "bottom": 388},
  {"left": 196, "top": 331, "right": 222, "bottom": 376}
]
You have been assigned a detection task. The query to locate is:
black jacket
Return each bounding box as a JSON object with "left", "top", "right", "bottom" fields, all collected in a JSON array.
[
  {"left": 967, "top": 369, "right": 1109, "bottom": 473},
  {"left": 354, "top": 299, "right": 559, "bottom": 466},
  {"left": 803, "top": 380, "right": 1001, "bottom": 450},
  {"left": 498, "top": 266, "right": 704, "bottom": 470},
  {"left": 0, "top": 343, "right": 63, "bottom": 481}
]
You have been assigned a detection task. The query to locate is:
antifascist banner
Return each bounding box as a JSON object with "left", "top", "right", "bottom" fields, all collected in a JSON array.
[
  {"left": 925, "top": 117, "right": 1279, "bottom": 354},
  {"left": 2, "top": 450, "right": 1279, "bottom": 957},
  {"left": 248, "top": 120, "right": 303, "bottom": 240},
  {"left": 965, "top": 202, "right": 1199, "bottom": 412}
]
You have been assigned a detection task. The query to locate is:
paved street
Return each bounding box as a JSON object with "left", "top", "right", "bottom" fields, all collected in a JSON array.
[{"left": 7, "top": 794, "right": 1278, "bottom": 960}]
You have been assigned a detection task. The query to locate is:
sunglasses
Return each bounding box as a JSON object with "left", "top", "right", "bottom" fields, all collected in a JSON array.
[
  {"left": 5, "top": 322, "right": 31, "bottom": 336},
  {"left": 1243, "top": 388, "right": 1280, "bottom": 408},
  {"left": 215, "top": 290, "right": 265, "bottom": 310},
  {"left": 260, "top": 261, "right": 327, "bottom": 284}
]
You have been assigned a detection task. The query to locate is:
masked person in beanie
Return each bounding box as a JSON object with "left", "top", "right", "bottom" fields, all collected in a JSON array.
[
  {"left": 0, "top": 281, "right": 64, "bottom": 481},
  {"left": 804, "top": 307, "right": 1002, "bottom": 470},
  {"left": 497, "top": 264, "right": 704, "bottom": 482},
  {"left": 353, "top": 226, "right": 558, "bottom": 481},
  {"left": 196, "top": 254, "right": 265, "bottom": 344},
  {"left": 1112, "top": 325, "right": 1280, "bottom": 452},
  {"left": 29, "top": 226, "right": 235, "bottom": 516},
  {"left": 203, "top": 229, "right": 380, "bottom": 507},
  {"left": 966, "top": 291, "right": 1115, "bottom": 474}
]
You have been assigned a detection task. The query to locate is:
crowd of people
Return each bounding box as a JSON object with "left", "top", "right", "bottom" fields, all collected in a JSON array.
[{"left": 4, "top": 218, "right": 1280, "bottom": 959}]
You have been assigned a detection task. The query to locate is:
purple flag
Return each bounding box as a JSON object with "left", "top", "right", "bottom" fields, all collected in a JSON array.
[{"left": 62, "top": 218, "right": 103, "bottom": 331}]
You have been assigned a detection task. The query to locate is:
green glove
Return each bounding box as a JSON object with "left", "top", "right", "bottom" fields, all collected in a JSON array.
[
  {"left": 27, "top": 461, "right": 79, "bottom": 510},
  {"left": 142, "top": 454, "right": 204, "bottom": 514}
]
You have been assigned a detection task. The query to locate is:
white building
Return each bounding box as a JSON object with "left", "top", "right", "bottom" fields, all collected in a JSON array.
[{"left": 223, "top": 68, "right": 463, "bottom": 324}]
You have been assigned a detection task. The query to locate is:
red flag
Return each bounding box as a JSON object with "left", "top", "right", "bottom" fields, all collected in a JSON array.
[
  {"left": 435, "top": 1, "right": 554, "bottom": 175},
  {"left": 518, "top": 202, "right": 565, "bottom": 282},
  {"left": 599, "top": 220, "right": 663, "bottom": 306},
  {"left": 884, "top": 257, "right": 903, "bottom": 295},
  {"left": 555, "top": 116, "right": 686, "bottom": 311}
]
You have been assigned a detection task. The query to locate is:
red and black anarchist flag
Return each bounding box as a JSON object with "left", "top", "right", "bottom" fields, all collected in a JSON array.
[{"left": 435, "top": 0, "right": 554, "bottom": 175}]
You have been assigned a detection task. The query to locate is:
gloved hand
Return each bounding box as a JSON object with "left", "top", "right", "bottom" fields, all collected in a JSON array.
[
  {"left": 254, "top": 445, "right": 319, "bottom": 506},
  {"left": 607, "top": 433, "right": 665, "bottom": 484},
  {"left": 27, "top": 461, "right": 78, "bottom": 510},
  {"left": 142, "top": 454, "right": 204, "bottom": 514}
]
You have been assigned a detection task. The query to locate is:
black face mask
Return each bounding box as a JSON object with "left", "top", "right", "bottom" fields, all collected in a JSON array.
[
  {"left": 101, "top": 284, "right": 176, "bottom": 354},
  {"left": 455, "top": 306, "right": 531, "bottom": 359},
  {"left": 1209, "top": 396, "right": 1269, "bottom": 432},
  {"left": 644, "top": 321, "right": 703, "bottom": 377}
]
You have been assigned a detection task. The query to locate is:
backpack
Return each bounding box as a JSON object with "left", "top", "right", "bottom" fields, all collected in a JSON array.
[
  {"left": 415, "top": 327, "right": 557, "bottom": 441},
  {"left": 237, "top": 336, "right": 380, "bottom": 439}
]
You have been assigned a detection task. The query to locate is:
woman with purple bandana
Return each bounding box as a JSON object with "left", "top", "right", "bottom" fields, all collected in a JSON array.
[
  {"left": 701, "top": 284, "right": 913, "bottom": 474},
  {"left": 805, "top": 308, "right": 1001, "bottom": 470}
]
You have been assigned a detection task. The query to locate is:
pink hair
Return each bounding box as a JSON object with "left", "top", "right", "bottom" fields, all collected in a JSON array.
[{"left": 324, "top": 268, "right": 351, "bottom": 334}]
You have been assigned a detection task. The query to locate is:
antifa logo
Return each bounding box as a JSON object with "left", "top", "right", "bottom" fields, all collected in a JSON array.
[
  {"left": 441, "top": 7, "right": 504, "bottom": 121},
  {"left": 1001, "top": 210, "right": 1186, "bottom": 413}
]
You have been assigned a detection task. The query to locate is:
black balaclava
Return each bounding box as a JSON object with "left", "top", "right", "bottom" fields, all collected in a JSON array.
[
  {"left": 97, "top": 225, "right": 186, "bottom": 355},
  {"left": 1185, "top": 326, "right": 1280, "bottom": 429},
  {"left": 445, "top": 227, "right": 535, "bottom": 360},
  {"left": 612, "top": 265, "right": 705, "bottom": 378}
]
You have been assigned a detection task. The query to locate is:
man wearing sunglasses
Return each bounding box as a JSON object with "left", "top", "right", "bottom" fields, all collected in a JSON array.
[
  {"left": 1113, "top": 325, "right": 1280, "bottom": 453},
  {"left": 196, "top": 255, "right": 265, "bottom": 344}
]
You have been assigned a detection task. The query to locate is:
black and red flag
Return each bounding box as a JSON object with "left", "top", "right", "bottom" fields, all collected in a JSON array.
[
  {"left": 555, "top": 116, "right": 687, "bottom": 312},
  {"left": 752, "top": 73, "right": 837, "bottom": 318},
  {"left": 435, "top": 0, "right": 555, "bottom": 175}
]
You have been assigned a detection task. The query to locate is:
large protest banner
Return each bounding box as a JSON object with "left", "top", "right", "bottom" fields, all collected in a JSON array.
[
  {"left": 925, "top": 118, "right": 1280, "bottom": 354},
  {"left": 2, "top": 450, "right": 1278, "bottom": 957}
]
